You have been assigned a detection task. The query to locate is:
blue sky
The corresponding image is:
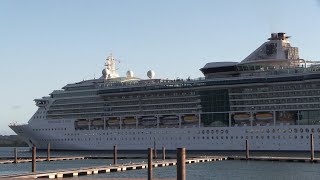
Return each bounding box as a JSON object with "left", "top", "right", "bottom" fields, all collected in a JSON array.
[{"left": 0, "top": 0, "right": 320, "bottom": 134}]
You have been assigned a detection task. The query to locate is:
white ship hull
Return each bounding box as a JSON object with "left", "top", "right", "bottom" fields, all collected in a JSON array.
[{"left": 10, "top": 119, "right": 320, "bottom": 151}]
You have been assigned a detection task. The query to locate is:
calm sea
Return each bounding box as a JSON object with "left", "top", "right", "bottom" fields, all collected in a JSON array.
[{"left": 1, "top": 147, "right": 320, "bottom": 179}]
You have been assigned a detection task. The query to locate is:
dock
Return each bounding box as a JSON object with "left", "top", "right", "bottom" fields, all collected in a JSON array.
[
  {"left": 228, "top": 156, "right": 320, "bottom": 163},
  {"left": 0, "top": 156, "right": 85, "bottom": 164},
  {"left": 0, "top": 156, "right": 227, "bottom": 179}
]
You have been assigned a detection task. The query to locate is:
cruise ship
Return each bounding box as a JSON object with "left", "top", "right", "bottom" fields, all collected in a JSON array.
[{"left": 10, "top": 32, "right": 320, "bottom": 151}]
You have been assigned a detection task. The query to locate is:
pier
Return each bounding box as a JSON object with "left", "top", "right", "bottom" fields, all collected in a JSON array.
[
  {"left": 0, "top": 156, "right": 85, "bottom": 164},
  {"left": 0, "top": 156, "right": 227, "bottom": 179},
  {"left": 228, "top": 156, "right": 320, "bottom": 163}
]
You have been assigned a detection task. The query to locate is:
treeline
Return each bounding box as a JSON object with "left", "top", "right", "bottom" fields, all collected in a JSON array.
[{"left": 0, "top": 135, "right": 28, "bottom": 147}]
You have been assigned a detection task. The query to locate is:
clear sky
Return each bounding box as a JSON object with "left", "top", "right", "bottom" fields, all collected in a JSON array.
[{"left": 0, "top": 0, "right": 320, "bottom": 134}]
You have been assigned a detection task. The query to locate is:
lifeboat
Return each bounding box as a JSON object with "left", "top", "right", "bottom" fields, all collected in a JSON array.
[
  {"left": 141, "top": 116, "right": 157, "bottom": 126},
  {"left": 123, "top": 117, "right": 136, "bottom": 125},
  {"left": 233, "top": 113, "right": 250, "bottom": 121},
  {"left": 92, "top": 119, "right": 104, "bottom": 126},
  {"left": 161, "top": 116, "right": 179, "bottom": 125},
  {"left": 183, "top": 115, "right": 198, "bottom": 123},
  {"left": 255, "top": 112, "right": 273, "bottom": 121},
  {"left": 75, "top": 119, "right": 89, "bottom": 126},
  {"left": 107, "top": 119, "right": 119, "bottom": 126}
]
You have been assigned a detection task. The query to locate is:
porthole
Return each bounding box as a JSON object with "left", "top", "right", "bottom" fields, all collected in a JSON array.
[
  {"left": 300, "top": 128, "right": 303, "bottom": 133},
  {"left": 266, "top": 129, "right": 270, "bottom": 133},
  {"left": 206, "top": 130, "right": 210, "bottom": 134},
  {"left": 225, "top": 130, "right": 229, "bottom": 134},
  {"left": 311, "top": 128, "right": 315, "bottom": 133},
  {"left": 306, "top": 128, "right": 309, "bottom": 133},
  {"left": 272, "top": 129, "right": 276, "bottom": 133},
  {"left": 294, "top": 129, "right": 298, "bottom": 133},
  {"left": 221, "top": 130, "right": 224, "bottom": 134}
]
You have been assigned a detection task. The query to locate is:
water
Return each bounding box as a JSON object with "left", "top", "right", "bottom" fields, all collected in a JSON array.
[{"left": 1, "top": 147, "right": 320, "bottom": 179}]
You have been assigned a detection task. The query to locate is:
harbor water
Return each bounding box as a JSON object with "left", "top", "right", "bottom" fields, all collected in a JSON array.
[{"left": 1, "top": 147, "right": 320, "bottom": 179}]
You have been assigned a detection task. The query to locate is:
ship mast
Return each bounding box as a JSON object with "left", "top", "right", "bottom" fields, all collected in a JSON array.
[{"left": 102, "top": 53, "right": 120, "bottom": 79}]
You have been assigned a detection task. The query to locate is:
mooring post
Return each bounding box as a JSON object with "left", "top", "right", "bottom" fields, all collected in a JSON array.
[
  {"left": 148, "top": 148, "right": 153, "bottom": 180},
  {"left": 153, "top": 141, "right": 157, "bottom": 159},
  {"left": 246, "top": 139, "right": 249, "bottom": 160},
  {"left": 162, "top": 146, "right": 166, "bottom": 161},
  {"left": 113, "top": 145, "right": 117, "bottom": 165},
  {"left": 177, "top": 148, "right": 186, "bottom": 180},
  {"left": 14, "top": 147, "right": 18, "bottom": 163},
  {"left": 32, "top": 145, "right": 36, "bottom": 173},
  {"left": 47, "top": 143, "right": 50, "bottom": 161},
  {"left": 311, "top": 133, "right": 314, "bottom": 161}
]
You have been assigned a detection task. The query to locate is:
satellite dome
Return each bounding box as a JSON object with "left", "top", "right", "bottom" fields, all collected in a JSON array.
[
  {"left": 126, "top": 70, "right": 134, "bottom": 78},
  {"left": 147, "top": 70, "right": 155, "bottom": 79},
  {"left": 102, "top": 69, "right": 107, "bottom": 76}
]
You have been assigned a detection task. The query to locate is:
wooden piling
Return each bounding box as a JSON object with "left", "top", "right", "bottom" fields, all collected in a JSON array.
[
  {"left": 311, "top": 133, "right": 314, "bottom": 161},
  {"left": 32, "top": 145, "right": 36, "bottom": 173},
  {"left": 246, "top": 139, "right": 249, "bottom": 160},
  {"left": 47, "top": 143, "right": 50, "bottom": 161},
  {"left": 177, "top": 148, "right": 186, "bottom": 180},
  {"left": 162, "top": 146, "right": 166, "bottom": 161},
  {"left": 153, "top": 141, "right": 157, "bottom": 159},
  {"left": 113, "top": 145, "right": 117, "bottom": 165},
  {"left": 148, "top": 148, "right": 153, "bottom": 180},
  {"left": 14, "top": 148, "right": 18, "bottom": 163}
]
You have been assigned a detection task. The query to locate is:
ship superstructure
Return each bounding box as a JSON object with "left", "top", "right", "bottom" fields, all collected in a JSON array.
[{"left": 10, "top": 33, "right": 320, "bottom": 151}]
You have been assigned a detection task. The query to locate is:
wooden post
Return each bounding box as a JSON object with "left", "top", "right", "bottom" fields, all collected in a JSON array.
[
  {"left": 311, "top": 133, "right": 314, "bottom": 161},
  {"left": 113, "top": 145, "right": 117, "bottom": 165},
  {"left": 162, "top": 146, "right": 166, "bottom": 161},
  {"left": 246, "top": 139, "right": 249, "bottom": 160},
  {"left": 148, "top": 148, "right": 153, "bottom": 180},
  {"left": 47, "top": 143, "right": 50, "bottom": 161},
  {"left": 32, "top": 145, "right": 36, "bottom": 173},
  {"left": 14, "top": 147, "right": 18, "bottom": 163},
  {"left": 153, "top": 141, "right": 157, "bottom": 159},
  {"left": 177, "top": 148, "right": 186, "bottom": 180}
]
